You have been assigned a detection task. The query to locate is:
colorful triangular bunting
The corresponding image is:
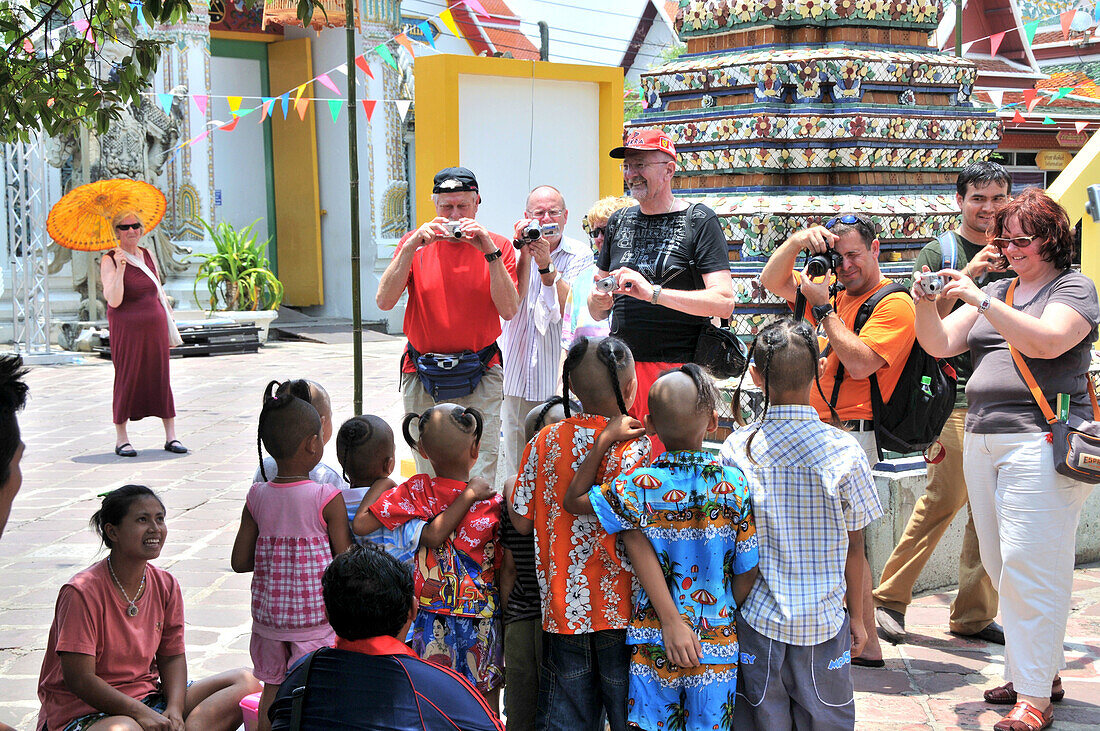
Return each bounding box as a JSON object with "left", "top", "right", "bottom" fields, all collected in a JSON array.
[
  {"left": 362, "top": 100, "right": 376, "bottom": 121},
  {"left": 327, "top": 99, "right": 341, "bottom": 122},
  {"left": 317, "top": 73, "right": 340, "bottom": 95},
  {"left": 221, "top": 116, "right": 240, "bottom": 132},
  {"left": 376, "top": 43, "right": 397, "bottom": 69},
  {"left": 280, "top": 93, "right": 290, "bottom": 119},
  {"left": 1043, "top": 116, "right": 1056, "bottom": 125},
  {"left": 1024, "top": 20, "right": 1040, "bottom": 45},
  {"left": 295, "top": 96, "right": 309, "bottom": 121},
  {"left": 1013, "top": 110, "right": 1025, "bottom": 123},
  {"left": 355, "top": 55, "right": 374, "bottom": 79},
  {"left": 1054, "top": 87, "right": 1075, "bottom": 100},
  {"left": 1062, "top": 10, "right": 1075, "bottom": 41},
  {"left": 227, "top": 96, "right": 242, "bottom": 114},
  {"left": 193, "top": 94, "right": 208, "bottom": 115},
  {"left": 419, "top": 21, "right": 436, "bottom": 48},
  {"left": 1076, "top": 121, "right": 1090, "bottom": 133},
  {"left": 394, "top": 100, "right": 411, "bottom": 122},
  {"left": 987, "top": 89, "right": 1005, "bottom": 107},
  {"left": 990, "top": 31, "right": 1005, "bottom": 57},
  {"left": 439, "top": 9, "right": 461, "bottom": 38},
  {"left": 461, "top": 0, "right": 491, "bottom": 20},
  {"left": 157, "top": 93, "right": 173, "bottom": 114},
  {"left": 395, "top": 33, "right": 414, "bottom": 57}
]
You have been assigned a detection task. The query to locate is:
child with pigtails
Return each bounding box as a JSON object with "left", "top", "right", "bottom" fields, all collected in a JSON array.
[{"left": 358, "top": 405, "right": 504, "bottom": 708}]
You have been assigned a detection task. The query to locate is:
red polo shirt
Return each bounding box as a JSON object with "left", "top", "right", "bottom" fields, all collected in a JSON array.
[{"left": 400, "top": 231, "right": 517, "bottom": 373}]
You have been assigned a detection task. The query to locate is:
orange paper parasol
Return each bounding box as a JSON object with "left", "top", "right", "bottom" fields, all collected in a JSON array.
[{"left": 47, "top": 179, "right": 166, "bottom": 251}]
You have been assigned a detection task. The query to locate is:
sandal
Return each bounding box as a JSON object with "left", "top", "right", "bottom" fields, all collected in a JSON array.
[
  {"left": 114, "top": 443, "right": 137, "bottom": 458},
  {"left": 164, "top": 440, "right": 188, "bottom": 454},
  {"left": 984, "top": 678, "right": 1064, "bottom": 705},
  {"left": 992, "top": 700, "right": 1053, "bottom": 731}
]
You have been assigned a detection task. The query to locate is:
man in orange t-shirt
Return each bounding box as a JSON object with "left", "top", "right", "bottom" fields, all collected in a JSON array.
[
  {"left": 760, "top": 213, "right": 914, "bottom": 669},
  {"left": 376, "top": 167, "right": 520, "bottom": 484}
]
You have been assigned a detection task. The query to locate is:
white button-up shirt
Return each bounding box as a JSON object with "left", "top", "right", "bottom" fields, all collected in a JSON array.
[{"left": 499, "top": 235, "right": 592, "bottom": 400}]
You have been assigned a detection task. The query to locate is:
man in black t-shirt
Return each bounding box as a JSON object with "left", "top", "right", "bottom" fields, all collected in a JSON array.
[
  {"left": 873, "top": 161, "right": 1012, "bottom": 647},
  {"left": 587, "top": 128, "right": 734, "bottom": 446}
]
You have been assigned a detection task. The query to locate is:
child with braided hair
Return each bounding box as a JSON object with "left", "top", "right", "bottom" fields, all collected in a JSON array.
[
  {"left": 362, "top": 405, "right": 504, "bottom": 707},
  {"left": 719, "top": 319, "right": 882, "bottom": 729},
  {"left": 510, "top": 336, "right": 652, "bottom": 731},
  {"left": 343, "top": 414, "right": 494, "bottom": 563},
  {"left": 231, "top": 381, "right": 354, "bottom": 731},
  {"left": 252, "top": 379, "right": 346, "bottom": 488}
]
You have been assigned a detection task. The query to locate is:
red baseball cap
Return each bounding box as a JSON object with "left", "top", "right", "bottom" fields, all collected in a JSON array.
[{"left": 608, "top": 128, "right": 677, "bottom": 159}]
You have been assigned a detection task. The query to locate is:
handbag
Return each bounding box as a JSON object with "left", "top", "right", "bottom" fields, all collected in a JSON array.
[
  {"left": 408, "top": 343, "right": 498, "bottom": 402},
  {"left": 1006, "top": 278, "right": 1100, "bottom": 484},
  {"left": 695, "top": 320, "right": 748, "bottom": 379}
]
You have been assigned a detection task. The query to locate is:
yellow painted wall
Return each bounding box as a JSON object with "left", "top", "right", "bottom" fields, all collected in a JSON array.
[
  {"left": 413, "top": 55, "right": 624, "bottom": 225},
  {"left": 268, "top": 37, "right": 324, "bottom": 306},
  {"left": 1047, "top": 130, "right": 1100, "bottom": 297}
]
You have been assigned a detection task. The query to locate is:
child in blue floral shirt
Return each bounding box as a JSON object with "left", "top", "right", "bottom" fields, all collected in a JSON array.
[{"left": 565, "top": 364, "right": 758, "bottom": 731}]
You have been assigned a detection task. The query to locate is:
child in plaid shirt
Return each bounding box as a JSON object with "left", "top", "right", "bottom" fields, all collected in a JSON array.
[
  {"left": 720, "top": 319, "right": 883, "bottom": 729},
  {"left": 566, "top": 364, "right": 759, "bottom": 731},
  {"left": 231, "top": 381, "right": 354, "bottom": 731}
]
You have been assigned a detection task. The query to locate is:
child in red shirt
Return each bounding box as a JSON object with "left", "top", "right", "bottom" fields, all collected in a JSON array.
[{"left": 361, "top": 404, "right": 504, "bottom": 708}]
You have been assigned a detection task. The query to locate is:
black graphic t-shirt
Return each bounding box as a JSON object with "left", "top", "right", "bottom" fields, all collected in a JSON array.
[{"left": 597, "top": 203, "right": 730, "bottom": 362}]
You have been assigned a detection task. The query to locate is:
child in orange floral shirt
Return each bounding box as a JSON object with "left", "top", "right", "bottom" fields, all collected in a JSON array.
[{"left": 510, "top": 336, "right": 651, "bottom": 730}]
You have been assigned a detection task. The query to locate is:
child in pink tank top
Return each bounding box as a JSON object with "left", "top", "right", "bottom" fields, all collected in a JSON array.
[{"left": 231, "top": 381, "right": 353, "bottom": 731}]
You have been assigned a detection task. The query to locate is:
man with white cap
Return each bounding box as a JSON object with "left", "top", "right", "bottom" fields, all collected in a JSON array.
[{"left": 587, "top": 128, "right": 735, "bottom": 452}]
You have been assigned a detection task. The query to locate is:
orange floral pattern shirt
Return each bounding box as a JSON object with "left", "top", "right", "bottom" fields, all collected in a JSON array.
[{"left": 512, "top": 414, "right": 651, "bottom": 634}]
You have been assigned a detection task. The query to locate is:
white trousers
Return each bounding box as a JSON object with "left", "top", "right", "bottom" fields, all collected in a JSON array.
[
  {"left": 963, "top": 431, "right": 1093, "bottom": 697},
  {"left": 500, "top": 394, "right": 543, "bottom": 485}
]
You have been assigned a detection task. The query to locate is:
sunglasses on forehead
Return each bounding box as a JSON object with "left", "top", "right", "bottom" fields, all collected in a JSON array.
[{"left": 825, "top": 214, "right": 874, "bottom": 231}]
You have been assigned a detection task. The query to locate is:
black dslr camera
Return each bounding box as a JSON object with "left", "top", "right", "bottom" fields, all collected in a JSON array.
[{"left": 805, "top": 248, "right": 842, "bottom": 278}]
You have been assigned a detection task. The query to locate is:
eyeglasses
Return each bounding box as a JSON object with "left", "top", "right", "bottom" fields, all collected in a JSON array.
[
  {"left": 619, "top": 162, "right": 667, "bottom": 173},
  {"left": 991, "top": 235, "right": 1036, "bottom": 248},
  {"left": 526, "top": 208, "right": 564, "bottom": 218},
  {"left": 115, "top": 222, "right": 142, "bottom": 231}
]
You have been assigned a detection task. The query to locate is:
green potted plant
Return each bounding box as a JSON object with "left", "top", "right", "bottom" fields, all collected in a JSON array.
[{"left": 180, "top": 219, "right": 284, "bottom": 341}]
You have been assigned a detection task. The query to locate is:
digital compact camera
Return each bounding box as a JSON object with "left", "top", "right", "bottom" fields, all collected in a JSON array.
[{"left": 516, "top": 221, "right": 559, "bottom": 245}]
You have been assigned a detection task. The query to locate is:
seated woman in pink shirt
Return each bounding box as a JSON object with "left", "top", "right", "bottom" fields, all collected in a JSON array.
[{"left": 37, "top": 485, "right": 259, "bottom": 731}]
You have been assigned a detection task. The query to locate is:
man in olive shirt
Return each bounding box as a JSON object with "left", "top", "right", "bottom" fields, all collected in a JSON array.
[{"left": 873, "top": 161, "right": 1013, "bottom": 645}]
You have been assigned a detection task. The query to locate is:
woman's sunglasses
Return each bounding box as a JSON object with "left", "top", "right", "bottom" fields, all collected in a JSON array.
[
  {"left": 991, "top": 235, "right": 1035, "bottom": 248},
  {"left": 115, "top": 223, "right": 142, "bottom": 231}
]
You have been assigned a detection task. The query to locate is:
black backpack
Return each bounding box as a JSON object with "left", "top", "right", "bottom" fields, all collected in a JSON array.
[{"left": 830, "top": 283, "right": 957, "bottom": 459}]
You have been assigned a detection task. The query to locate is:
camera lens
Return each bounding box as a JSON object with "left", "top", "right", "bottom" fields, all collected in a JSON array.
[{"left": 806, "top": 255, "right": 830, "bottom": 278}]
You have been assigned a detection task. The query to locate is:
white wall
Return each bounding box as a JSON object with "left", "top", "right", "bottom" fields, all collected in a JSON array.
[
  {"left": 457, "top": 74, "right": 601, "bottom": 244},
  {"left": 209, "top": 55, "right": 270, "bottom": 246}
]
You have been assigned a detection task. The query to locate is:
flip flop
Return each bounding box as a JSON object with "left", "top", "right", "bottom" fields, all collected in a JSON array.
[
  {"left": 992, "top": 700, "right": 1053, "bottom": 731},
  {"left": 114, "top": 443, "right": 137, "bottom": 458}
]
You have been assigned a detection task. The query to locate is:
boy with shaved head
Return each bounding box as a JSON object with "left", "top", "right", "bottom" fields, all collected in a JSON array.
[{"left": 565, "top": 364, "right": 758, "bottom": 731}]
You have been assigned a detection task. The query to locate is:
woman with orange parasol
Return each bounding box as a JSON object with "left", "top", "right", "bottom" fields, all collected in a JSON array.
[{"left": 48, "top": 179, "right": 186, "bottom": 457}]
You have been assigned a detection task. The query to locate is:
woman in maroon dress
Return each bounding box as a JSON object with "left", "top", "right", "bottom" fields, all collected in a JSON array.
[{"left": 100, "top": 211, "right": 186, "bottom": 457}]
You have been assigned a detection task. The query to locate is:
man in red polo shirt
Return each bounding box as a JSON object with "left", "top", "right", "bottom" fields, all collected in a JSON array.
[
  {"left": 377, "top": 167, "right": 519, "bottom": 484},
  {"left": 269, "top": 544, "right": 504, "bottom": 730}
]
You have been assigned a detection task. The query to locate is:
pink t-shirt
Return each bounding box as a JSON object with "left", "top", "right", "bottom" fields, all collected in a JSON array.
[
  {"left": 246, "top": 479, "right": 341, "bottom": 637},
  {"left": 37, "top": 560, "right": 185, "bottom": 730}
]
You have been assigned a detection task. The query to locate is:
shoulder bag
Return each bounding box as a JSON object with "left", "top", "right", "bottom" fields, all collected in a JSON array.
[{"left": 1006, "top": 278, "right": 1100, "bottom": 484}]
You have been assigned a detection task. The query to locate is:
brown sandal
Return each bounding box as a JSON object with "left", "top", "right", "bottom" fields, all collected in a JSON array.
[
  {"left": 992, "top": 701, "right": 1053, "bottom": 731},
  {"left": 984, "top": 678, "right": 1064, "bottom": 705}
]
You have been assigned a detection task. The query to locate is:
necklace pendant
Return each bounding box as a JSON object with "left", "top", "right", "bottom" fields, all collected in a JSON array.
[{"left": 127, "top": 603, "right": 138, "bottom": 617}]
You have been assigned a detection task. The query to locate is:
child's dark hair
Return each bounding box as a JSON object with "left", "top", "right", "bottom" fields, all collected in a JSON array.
[
  {"left": 90, "top": 485, "right": 164, "bottom": 548},
  {"left": 0, "top": 356, "right": 28, "bottom": 485},
  {"left": 734, "top": 318, "right": 838, "bottom": 464},
  {"left": 323, "top": 543, "right": 413, "bottom": 640},
  {"left": 663, "top": 363, "right": 719, "bottom": 414},
  {"left": 562, "top": 336, "right": 633, "bottom": 417},
  {"left": 401, "top": 405, "right": 484, "bottom": 450},
  {"left": 533, "top": 396, "right": 567, "bottom": 432},
  {"left": 257, "top": 380, "right": 322, "bottom": 481},
  {"left": 337, "top": 415, "right": 394, "bottom": 484}
]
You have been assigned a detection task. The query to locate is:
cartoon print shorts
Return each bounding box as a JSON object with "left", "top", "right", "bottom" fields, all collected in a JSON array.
[
  {"left": 627, "top": 643, "right": 740, "bottom": 731},
  {"left": 410, "top": 610, "right": 504, "bottom": 692}
]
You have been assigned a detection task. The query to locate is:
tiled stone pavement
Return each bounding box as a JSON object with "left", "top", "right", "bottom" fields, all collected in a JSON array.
[{"left": 2, "top": 338, "right": 1099, "bottom": 729}]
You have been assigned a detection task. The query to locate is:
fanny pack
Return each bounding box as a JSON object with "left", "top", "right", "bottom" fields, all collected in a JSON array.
[
  {"left": 695, "top": 319, "right": 748, "bottom": 379},
  {"left": 408, "top": 343, "right": 499, "bottom": 402},
  {"left": 1007, "top": 278, "right": 1100, "bottom": 484}
]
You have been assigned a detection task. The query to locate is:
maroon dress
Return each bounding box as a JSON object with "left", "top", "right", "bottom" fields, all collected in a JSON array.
[{"left": 106, "top": 248, "right": 175, "bottom": 424}]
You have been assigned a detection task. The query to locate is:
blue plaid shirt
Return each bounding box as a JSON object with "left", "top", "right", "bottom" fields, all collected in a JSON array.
[{"left": 719, "top": 405, "right": 883, "bottom": 646}]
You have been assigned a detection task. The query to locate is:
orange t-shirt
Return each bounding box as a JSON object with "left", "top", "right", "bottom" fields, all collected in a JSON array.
[
  {"left": 400, "top": 230, "right": 518, "bottom": 372},
  {"left": 797, "top": 277, "right": 916, "bottom": 422},
  {"left": 512, "top": 415, "right": 652, "bottom": 634}
]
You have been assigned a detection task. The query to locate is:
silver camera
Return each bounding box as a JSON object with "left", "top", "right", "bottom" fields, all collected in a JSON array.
[
  {"left": 442, "top": 221, "right": 464, "bottom": 238},
  {"left": 595, "top": 275, "right": 617, "bottom": 293},
  {"left": 922, "top": 273, "right": 944, "bottom": 295},
  {"left": 520, "top": 221, "right": 559, "bottom": 242}
]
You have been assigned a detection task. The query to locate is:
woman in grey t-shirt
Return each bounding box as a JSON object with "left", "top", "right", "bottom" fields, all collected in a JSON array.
[{"left": 911, "top": 188, "right": 1098, "bottom": 731}]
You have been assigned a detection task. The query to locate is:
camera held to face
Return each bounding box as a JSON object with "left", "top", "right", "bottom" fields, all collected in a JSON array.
[
  {"left": 442, "top": 221, "right": 464, "bottom": 238},
  {"left": 517, "top": 221, "right": 559, "bottom": 245},
  {"left": 595, "top": 275, "right": 617, "bottom": 294},
  {"left": 921, "top": 273, "right": 945, "bottom": 295},
  {"left": 805, "top": 248, "right": 843, "bottom": 278}
]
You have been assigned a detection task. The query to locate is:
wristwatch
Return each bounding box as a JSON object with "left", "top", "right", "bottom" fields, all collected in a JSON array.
[
  {"left": 977, "top": 295, "right": 992, "bottom": 316},
  {"left": 812, "top": 302, "right": 835, "bottom": 322},
  {"left": 484, "top": 249, "right": 503, "bottom": 263},
  {"left": 651, "top": 284, "right": 662, "bottom": 304},
  {"left": 538, "top": 262, "right": 555, "bottom": 276}
]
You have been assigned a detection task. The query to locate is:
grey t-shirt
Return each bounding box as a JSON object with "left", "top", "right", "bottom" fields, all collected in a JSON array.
[{"left": 966, "top": 271, "right": 1099, "bottom": 433}]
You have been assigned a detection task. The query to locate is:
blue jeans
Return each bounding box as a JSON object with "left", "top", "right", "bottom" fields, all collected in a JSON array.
[{"left": 537, "top": 629, "right": 629, "bottom": 731}]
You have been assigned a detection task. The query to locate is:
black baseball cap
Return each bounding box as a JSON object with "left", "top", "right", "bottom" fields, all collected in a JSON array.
[{"left": 432, "top": 167, "right": 479, "bottom": 194}]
